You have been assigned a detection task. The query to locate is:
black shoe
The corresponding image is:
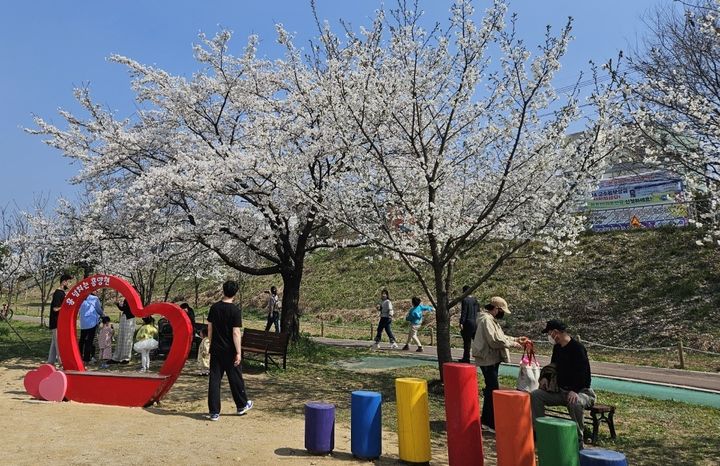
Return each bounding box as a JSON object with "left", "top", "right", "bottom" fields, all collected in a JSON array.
[
  {"left": 458, "top": 358, "right": 470, "bottom": 363},
  {"left": 416, "top": 347, "right": 424, "bottom": 352},
  {"left": 119, "top": 360, "right": 130, "bottom": 365},
  {"left": 108, "top": 359, "right": 119, "bottom": 365}
]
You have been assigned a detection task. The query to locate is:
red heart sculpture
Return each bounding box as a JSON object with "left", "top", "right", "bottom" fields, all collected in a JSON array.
[
  {"left": 57, "top": 274, "right": 192, "bottom": 407},
  {"left": 23, "top": 364, "right": 57, "bottom": 399},
  {"left": 39, "top": 370, "right": 68, "bottom": 402}
]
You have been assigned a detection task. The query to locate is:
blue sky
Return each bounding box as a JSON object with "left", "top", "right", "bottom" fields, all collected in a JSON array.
[{"left": 0, "top": 0, "right": 665, "bottom": 211}]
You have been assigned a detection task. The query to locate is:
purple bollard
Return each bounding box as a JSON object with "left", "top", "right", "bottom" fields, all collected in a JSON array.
[{"left": 305, "top": 402, "right": 335, "bottom": 454}]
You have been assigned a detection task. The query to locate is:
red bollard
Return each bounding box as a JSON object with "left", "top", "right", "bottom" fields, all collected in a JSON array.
[
  {"left": 493, "top": 390, "right": 536, "bottom": 466},
  {"left": 443, "top": 363, "right": 484, "bottom": 466}
]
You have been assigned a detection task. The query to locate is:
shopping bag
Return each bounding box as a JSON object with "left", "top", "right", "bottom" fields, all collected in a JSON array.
[{"left": 517, "top": 341, "right": 541, "bottom": 392}]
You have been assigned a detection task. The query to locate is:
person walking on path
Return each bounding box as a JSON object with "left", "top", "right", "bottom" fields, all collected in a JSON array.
[
  {"left": 47, "top": 273, "right": 72, "bottom": 366},
  {"left": 372, "top": 289, "right": 398, "bottom": 349},
  {"left": 458, "top": 285, "right": 479, "bottom": 363},
  {"left": 111, "top": 296, "right": 135, "bottom": 364},
  {"left": 78, "top": 292, "right": 104, "bottom": 364},
  {"left": 472, "top": 296, "right": 527, "bottom": 432},
  {"left": 207, "top": 280, "right": 253, "bottom": 421},
  {"left": 530, "top": 319, "right": 595, "bottom": 445},
  {"left": 402, "top": 297, "right": 433, "bottom": 352},
  {"left": 264, "top": 286, "right": 281, "bottom": 333}
]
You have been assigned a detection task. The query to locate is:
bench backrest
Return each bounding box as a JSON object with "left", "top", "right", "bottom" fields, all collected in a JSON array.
[{"left": 243, "top": 328, "right": 290, "bottom": 353}]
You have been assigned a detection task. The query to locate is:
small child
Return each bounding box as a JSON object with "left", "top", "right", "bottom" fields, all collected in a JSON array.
[
  {"left": 403, "top": 296, "right": 434, "bottom": 352},
  {"left": 133, "top": 316, "right": 159, "bottom": 372},
  {"left": 97, "top": 316, "right": 114, "bottom": 369},
  {"left": 197, "top": 328, "right": 210, "bottom": 376}
]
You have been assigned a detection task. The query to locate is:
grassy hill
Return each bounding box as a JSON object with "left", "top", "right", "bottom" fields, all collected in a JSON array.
[
  {"left": 7, "top": 228, "right": 719, "bottom": 353},
  {"left": 242, "top": 227, "right": 720, "bottom": 351}
]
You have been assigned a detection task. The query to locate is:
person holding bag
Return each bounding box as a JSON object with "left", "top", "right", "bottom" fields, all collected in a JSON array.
[{"left": 472, "top": 296, "right": 528, "bottom": 433}]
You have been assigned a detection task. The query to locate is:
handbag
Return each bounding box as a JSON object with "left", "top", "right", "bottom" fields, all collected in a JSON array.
[{"left": 517, "top": 341, "right": 541, "bottom": 392}]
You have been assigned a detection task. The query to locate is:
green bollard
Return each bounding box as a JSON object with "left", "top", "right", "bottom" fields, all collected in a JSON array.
[{"left": 535, "top": 417, "right": 579, "bottom": 466}]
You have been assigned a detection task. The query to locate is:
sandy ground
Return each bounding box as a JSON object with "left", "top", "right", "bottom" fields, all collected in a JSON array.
[{"left": 1, "top": 358, "right": 454, "bottom": 465}]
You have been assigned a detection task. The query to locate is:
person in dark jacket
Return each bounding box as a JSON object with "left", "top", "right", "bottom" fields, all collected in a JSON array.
[
  {"left": 458, "top": 285, "right": 479, "bottom": 363},
  {"left": 530, "top": 319, "right": 595, "bottom": 443}
]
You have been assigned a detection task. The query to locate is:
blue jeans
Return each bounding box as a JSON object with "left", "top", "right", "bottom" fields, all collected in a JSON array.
[
  {"left": 480, "top": 362, "right": 500, "bottom": 429},
  {"left": 374, "top": 317, "right": 396, "bottom": 343}
]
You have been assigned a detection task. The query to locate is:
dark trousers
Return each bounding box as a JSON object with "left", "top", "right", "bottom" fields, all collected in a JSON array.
[
  {"left": 374, "top": 317, "right": 396, "bottom": 343},
  {"left": 79, "top": 327, "right": 97, "bottom": 362},
  {"left": 460, "top": 322, "right": 477, "bottom": 362},
  {"left": 208, "top": 353, "right": 249, "bottom": 414},
  {"left": 480, "top": 362, "right": 500, "bottom": 429},
  {"left": 264, "top": 311, "right": 280, "bottom": 333}
]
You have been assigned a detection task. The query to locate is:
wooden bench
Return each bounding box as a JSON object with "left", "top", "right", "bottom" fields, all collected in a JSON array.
[
  {"left": 546, "top": 404, "right": 617, "bottom": 445},
  {"left": 241, "top": 328, "right": 290, "bottom": 370}
]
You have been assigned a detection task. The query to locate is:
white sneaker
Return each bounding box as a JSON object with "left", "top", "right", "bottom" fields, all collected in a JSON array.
[
  {"left": 481, "top": 424, "right": 495, "bottom": 434},
  {"left": 390, "top": 342, "right": 398, "bottom": 349},
  {"left": 237, "top": 400, "right": 253, "bottom": 415},
  {"left": 371, "top": 342, "right": 380, "bottom": 350}
]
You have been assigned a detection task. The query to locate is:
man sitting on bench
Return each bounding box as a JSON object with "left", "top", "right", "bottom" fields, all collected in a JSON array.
[{"left": 530, "top": 319, "right": 596, "bottom": 445}]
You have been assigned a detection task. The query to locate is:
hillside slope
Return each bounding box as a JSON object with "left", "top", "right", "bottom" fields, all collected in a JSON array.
[{"left": 244, "top": 228, "right": 720, "bottom": 350}]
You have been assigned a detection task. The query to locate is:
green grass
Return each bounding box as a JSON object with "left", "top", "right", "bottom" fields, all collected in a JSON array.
[{"left": 0, "top": 320, "right": 51, "bottom": 360}]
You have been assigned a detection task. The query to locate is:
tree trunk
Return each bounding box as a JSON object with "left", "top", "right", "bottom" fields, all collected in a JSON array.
[
  {"left": 435, "top": 288, "right": 452, "bottom": 381},
  {"left": 280, "top": 271, "right": 302, "bottom": 341},
  {"left": 193, "top": 275, "right": 200, "bottom": 308}
]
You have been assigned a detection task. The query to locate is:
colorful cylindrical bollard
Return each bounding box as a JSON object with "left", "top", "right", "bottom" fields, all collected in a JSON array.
[
  {"left": 305, "top": 402, "right": 335, "bottom": 455},
  {"left": 351, "top": 390, "right": 382, "bottom": 459},
  {"left": 535, "top": 417, "right": 580, "bottom": 466},
  {"left": 579, "top": 449, "right": 628, "bottom": 466},
  {"left": 443, "top": 363, "right": 484, "bottom": 466},
  {"left": 493, "top": 390, "right": 536, "bottom": 466},
  {"left": 395, "top": 377, "right": 431, "bottom": 463}
]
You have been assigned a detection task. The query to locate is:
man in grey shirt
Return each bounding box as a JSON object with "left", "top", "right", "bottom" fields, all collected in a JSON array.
[{"left": 372, "top": 289, "right": 398, "bottom": 349}]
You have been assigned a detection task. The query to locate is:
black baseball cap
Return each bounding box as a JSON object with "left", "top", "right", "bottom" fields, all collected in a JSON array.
[{"left": 541, "top": 319, "right": 567, "bottom": 333}]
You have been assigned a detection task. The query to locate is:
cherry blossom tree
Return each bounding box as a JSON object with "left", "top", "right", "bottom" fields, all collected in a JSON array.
[
  {"left": 10, "top": 199, "right": 69, "bottom": 326},
  {"left": 626, "top": 0, "right": 720, "bottom": 244},
  {"left": 30, "top": 29, "right": 351, "bottom": 339},
  {"left": 315, "top": 0, "right": 624, "bottom": 374}
]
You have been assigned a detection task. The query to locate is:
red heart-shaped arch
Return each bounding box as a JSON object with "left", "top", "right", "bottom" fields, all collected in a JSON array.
[{"left": 57, "top": 274, "right": 192, "bottom": 406}]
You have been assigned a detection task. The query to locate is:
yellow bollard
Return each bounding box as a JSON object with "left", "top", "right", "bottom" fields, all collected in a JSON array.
[{"left": 395, "top": 377, "right": 431, "bottom": 463}]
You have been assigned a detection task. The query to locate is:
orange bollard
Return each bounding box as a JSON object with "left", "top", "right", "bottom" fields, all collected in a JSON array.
[
  {"left": 493, "top": 390, "right": 536, "bottom": 466},
  {"left": 443, "top": 363, "right": 483, "bottom": 466}
]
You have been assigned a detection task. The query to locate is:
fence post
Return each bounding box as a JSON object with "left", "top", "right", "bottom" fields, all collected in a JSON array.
[
  {"left": 677, "top": 340, "right": 685, "bottom": 369},
  {"left": 370, "top": 323, "right": 373, "bottom": 340},
  {"left": 430, "top": 328, "right": 434, "bottom": 346},
  {"left": 320, "top": 320, "right": 324, "bottom": 338}
]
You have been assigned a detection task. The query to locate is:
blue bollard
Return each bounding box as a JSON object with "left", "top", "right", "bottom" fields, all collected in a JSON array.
[
  {"left": 305, "top": 402, "right": 335, "bottom": 454},
  {"left": 579, "top": 449, "right": 628, "bottom": 466},
  {"left": 351, "top": 390, "right": 382, "bottom": 459}
]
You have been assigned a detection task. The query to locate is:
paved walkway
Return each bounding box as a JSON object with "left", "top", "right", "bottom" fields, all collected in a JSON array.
[{"left": 313, "top": 336, "right": 720, "bottom": 393}]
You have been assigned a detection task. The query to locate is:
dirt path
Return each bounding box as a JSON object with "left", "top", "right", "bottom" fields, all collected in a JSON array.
[{"left": 0, "top": 358, "right": 452, "bottom": 465}]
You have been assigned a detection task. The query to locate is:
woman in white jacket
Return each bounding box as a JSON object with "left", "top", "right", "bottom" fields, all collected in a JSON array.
[{"left": 472, "top": 296, "right": 527, "bottom": 432}]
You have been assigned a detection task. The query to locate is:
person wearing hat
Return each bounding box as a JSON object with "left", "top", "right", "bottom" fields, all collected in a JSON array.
[
  {"left": 530, "top": 319, "right": 595, "bottom": 444},
  {"left": 472, "top": 296, "right": 528, "bottom": 432}
]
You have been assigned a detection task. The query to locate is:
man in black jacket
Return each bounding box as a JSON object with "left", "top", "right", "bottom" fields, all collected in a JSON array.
[
  {"left": 458, "top": 285, "right": 479, "bottom": 363},
  {"left": 530, "top": 319, "right": 596, "bottom": 443}
]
